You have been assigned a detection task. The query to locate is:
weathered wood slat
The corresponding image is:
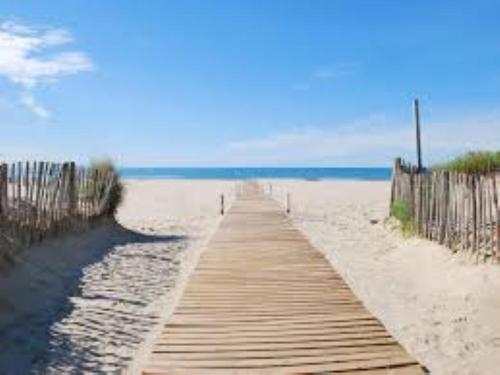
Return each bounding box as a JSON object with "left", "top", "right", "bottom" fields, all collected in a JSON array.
[{"left": 144, "top": 364, "right": 424, "bottom": 375}]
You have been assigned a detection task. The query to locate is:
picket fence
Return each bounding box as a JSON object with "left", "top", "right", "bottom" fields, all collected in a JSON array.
[
  {"left": 391, "top": 158, "right": 500, "bottom": 261},
  {"left": 0, "top": 161, "right": 118, "bottom": 254}
]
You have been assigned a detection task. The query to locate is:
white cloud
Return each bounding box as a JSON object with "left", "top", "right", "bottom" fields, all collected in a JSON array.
[
  {"left": 313, "top": 63, "right": 358, "bottom": 80},
  {"left": 20, "top": 92, "right": 50, "bottom": 119},
  {"left": 292, "top": 63, "right": 359, "bottom": 90},
  {"left": 222, "top": 113, "right": 500, "bottom": 166},
  {"left": 0, "top": 20, "right": 94, "bottom": 118}
]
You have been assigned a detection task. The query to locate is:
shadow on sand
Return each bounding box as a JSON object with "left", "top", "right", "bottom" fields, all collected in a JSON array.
[{"left": 0, "top": 220, "right": 189, "bottom": 375}]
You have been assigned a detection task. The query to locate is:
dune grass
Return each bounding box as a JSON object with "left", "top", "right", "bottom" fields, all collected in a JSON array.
[
  {"left": 434, "top": 151, "right": 500, "bottom": 174},
  {"left": 89, "top": 159, "right": 124, "bottom": 216},
  {"left": 390, "top": 199, "right": 416, "bottom": 236}
]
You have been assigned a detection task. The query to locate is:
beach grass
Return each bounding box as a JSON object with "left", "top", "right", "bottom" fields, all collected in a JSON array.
[
  {"left": 390, "top": 199, "right": 416, "bottom": 236},
  {"left": 89, "top": 159, "right": 124, "bottom": 215},
  {"left": 434, "top": 150, "right": 500, "bottom": 174}
]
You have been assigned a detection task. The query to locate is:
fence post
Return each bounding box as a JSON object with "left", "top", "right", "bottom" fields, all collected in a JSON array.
[
  {"left": 68, "top": 162, "right": 77, "bottom": 216},
  {"left": 439, "top": 171, "right": 450, "bottom": 244},
  {"left": 471, "top": 175, "right": 478, "bottom": 253},
  {"left": 409, "top": 167, "right": 415, "bottom": 217},
  {"left": 497, "top": 212, "right": 500, "bottom": 260},
  {"left": 220, "top": 194, "right": 224, "bottom": 215},
  {"left": 0, "top": 163, "right": 7, "bottom": 218},
  {"left": 286, "top": 192, "right": 291, "bottom": 214},
  {"left": 390, "top": 158, "right": 401, "bottom": 209},
  {"left": 492, "top": 174, "right": 500, "bottom": 260},
  {"left": 414, "top": 99, "right": 423, "bottom": 171}
]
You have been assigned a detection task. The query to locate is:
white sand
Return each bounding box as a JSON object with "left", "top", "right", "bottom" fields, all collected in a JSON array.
[
  {"left": 0, "top": 180, "right": 235, "bottom": 375},
  {"left": 264, "top": 179, "right": 500, "bottom": 375},
  {"left": 2, "top": 178, "right": 499, "bottom": 375}
]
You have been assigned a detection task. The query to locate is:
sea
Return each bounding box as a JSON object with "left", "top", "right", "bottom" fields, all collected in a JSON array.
[{"left": 119, "top": 167, "right": 392, "bottom": 181}]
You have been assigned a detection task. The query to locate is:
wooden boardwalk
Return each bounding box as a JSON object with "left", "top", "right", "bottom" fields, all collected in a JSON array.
[{"left": 142, "top": 183, "right": 424, "bottom": 375}]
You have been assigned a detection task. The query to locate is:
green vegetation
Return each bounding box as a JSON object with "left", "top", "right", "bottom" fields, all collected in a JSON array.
[
  {"left": 434, "top": 150, "right": 500, "bottom": 174},
  {"left": 89, "top": 159, "right": 124, "bottom": 216},
  {"left": 390, "top": 199, "right": 416, "bottom": 236}
]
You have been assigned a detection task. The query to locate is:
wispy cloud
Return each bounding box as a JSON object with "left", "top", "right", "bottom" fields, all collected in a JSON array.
[
  {"left": 222, "top": 112, "right": 500, "bottom": 166},
  {"left": 0, "top": 20, "right": 94, "bottom": 118},
  {"left": 292, "top": 63, "right": 359, "bottom": 91},
  {"left": 20, "top": 92, "right": 50, "bottom": 119},
  {"left": 312, "top": 63, "right": 358, "bottom": 80}
]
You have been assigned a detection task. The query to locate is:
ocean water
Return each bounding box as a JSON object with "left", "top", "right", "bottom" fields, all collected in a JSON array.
[{"left": 119, "top": 167, "right": 392, "bottom": 181}]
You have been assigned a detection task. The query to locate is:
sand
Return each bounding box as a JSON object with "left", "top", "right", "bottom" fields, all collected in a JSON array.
[
  {"left": 1, "top": 178, "right": 499, "bottom": 374},
  {"left": 265, "top": 179, "right": 500, "bottom": 375}
]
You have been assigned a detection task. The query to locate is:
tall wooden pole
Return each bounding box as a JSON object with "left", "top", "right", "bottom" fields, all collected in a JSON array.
[{"left": 414, "top": 98, "right": 423, "bottom": 171}]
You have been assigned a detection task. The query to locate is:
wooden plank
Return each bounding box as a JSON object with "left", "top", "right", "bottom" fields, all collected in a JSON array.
[
  {"left": 143, "top": 355, "right": 421, "bottom": 374},
  {"left": 151, "top": 340, "right": 399, "bottom": 355},
  {"left": 162, "top": 320, "right": 382, "bottom": 333},
  {"left": 151, "top": 343, "right": 405, "bottom": 360},
  {"left": 143, "top": 367, "right": 424, "bottom": 375},
  {"left": 146, "top": 351, "right": 416, "bottom": 368}
]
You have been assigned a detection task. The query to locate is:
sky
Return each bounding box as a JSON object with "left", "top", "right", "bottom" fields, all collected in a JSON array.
[{"left": 0, "top": 1, "right": 499, "bottom": 167}]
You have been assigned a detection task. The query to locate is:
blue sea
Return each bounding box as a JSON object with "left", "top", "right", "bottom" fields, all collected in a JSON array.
[{"left": 119, "top": 167, "right": 391, "bottom": 181}]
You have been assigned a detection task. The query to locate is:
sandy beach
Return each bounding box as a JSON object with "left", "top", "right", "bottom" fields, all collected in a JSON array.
[
  {"left": 1, "top": 179, "right": 499, "bottom": 374},
  {"left": 2, "top": 4, "right": 498, "bottom": 374}
]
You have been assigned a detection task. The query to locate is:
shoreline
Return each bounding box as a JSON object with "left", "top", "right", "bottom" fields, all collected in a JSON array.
[{"left": 118, "top": 166, "right": 393, "bottom": 182}]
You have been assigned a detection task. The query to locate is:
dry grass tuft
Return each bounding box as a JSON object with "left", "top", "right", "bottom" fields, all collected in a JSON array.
[
  {"left": 89, "top": 159, "right": 124, "bottom": 216},
  {"left": 434, "top": 150, "right": 500, "bottom": 174}
]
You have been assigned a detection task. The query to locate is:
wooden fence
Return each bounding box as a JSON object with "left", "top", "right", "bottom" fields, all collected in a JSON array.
[
  {"left": 0, "top": 161, "right": 118, "bottom": 255},
  {"left": 391, "top": 158, "right": 500, "bottom": 261}
]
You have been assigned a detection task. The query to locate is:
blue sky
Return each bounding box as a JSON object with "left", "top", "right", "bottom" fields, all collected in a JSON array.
[{"left": 0, "top": 1, "right": 499, "bottom": 166}]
